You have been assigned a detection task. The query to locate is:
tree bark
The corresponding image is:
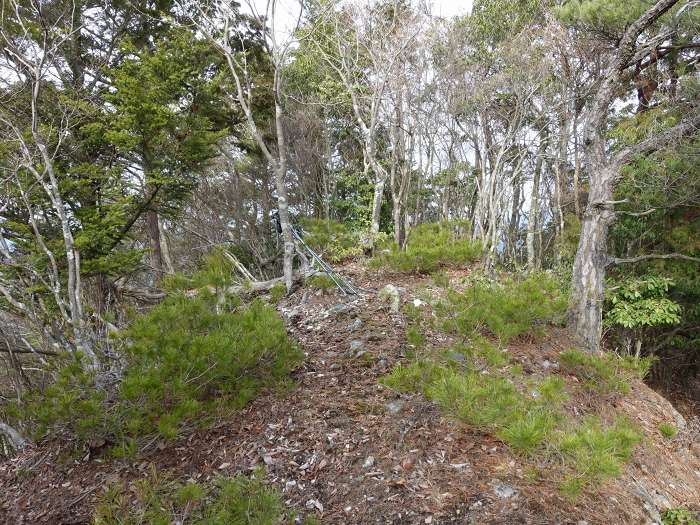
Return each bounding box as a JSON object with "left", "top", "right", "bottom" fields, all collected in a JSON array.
[
  {"left": 0, "top": 421, "right": 29, "bottom": 451},
  {"left": 527, "top": 138, "right": 546, "bottom": 271},
  {"left": 567, "top": 183, "right": 615, "bottom": 352},
  {"left": 567, "top": 0, "right": 684, "bottom": 352}
]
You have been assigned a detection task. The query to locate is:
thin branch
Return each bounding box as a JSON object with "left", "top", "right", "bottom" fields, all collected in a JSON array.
[{"left": 611, "top": 253, "right": 700, "bottom": 265}]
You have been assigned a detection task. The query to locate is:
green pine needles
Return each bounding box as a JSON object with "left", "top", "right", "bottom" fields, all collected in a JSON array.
[
  {"left": 8, "top": 252, "right": 302, "bottom": 453},
  {"left": 382, "top": 271, "right": 643, "bottom": 499},
  {"left": 438, "top": 273, "right": 568, "bottom": 344},
  {"left": 373, "top": 221, "right": 482, "bottom": 274},
  {"left": 94, "top": 468, "right": 317, "bottom": 525}
]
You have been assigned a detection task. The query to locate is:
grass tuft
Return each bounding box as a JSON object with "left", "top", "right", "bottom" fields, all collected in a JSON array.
[
  {"left": 658, "top": 422, "right": 677, "bottom": 439},
  {"left": 557, "top": 417, "right": 643, "bottom": 499},
  {"left": 559, "top": 349, "right": 651, "bottom": 394}
]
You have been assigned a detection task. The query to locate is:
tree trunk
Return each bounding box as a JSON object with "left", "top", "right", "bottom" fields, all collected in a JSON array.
[
  {"left": 393, "top": 202, "right": 405, "bottom": 247},
  {"left": 527, "top": 136, "right": 546, "bottom": 271},
  {"left": 568, "top": 201, "right": 614, "bottom": 352},
  {"left": 370, "top": 177, "right": 385, "bottom": 236},
  {"left": 0, "top": 421, "right": 29, "bottom": 451},
  {"left": 146, "top": 208, "right": 164, "bottom": 274}
]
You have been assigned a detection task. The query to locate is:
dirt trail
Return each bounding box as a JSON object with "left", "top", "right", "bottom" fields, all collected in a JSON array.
[{"left": 1, "top": 264, "right": 699, "bottom": 524}]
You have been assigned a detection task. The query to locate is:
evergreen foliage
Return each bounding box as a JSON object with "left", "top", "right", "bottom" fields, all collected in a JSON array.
[
  {"left": 94, "top": 468, "right": 315, "bottom": 524},
  {"left": 437, "top": 273, "right": 567, "bottom": 343},
  {"left": 658, "top": 422, "right": 677, "bottom": 439},
  {"left": 557, "top": 417, "right": 643, "bottom": 499},
  {"left": 559, "top": 349, "right": 653, "bottom": 394},
  {"left": 661, "top": 508, "right": 700, "bottom": 525},
  {"left": 6, "top": 254, "right": 301, "bottom": 449},
  {"left": 373, "top": 221, "right": 482, "bottom": 273},
  {"left": 299, "top": 219, "right": 363, "bottom": 263}
]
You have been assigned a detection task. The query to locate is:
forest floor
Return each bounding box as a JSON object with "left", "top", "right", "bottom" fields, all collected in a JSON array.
[{"left": 1, "top": 262, "right": 699, "bottom": 524}]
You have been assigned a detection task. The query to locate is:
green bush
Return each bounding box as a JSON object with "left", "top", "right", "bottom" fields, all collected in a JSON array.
[
  {"left": 94, "top": 468, "right": 313, "bottom": 524},
  {"left": 383, "top": 360, "right": 565, "bottom": 454},
  {"left": 117, "top": 295, "right": 302, "bottom": 440},
  {"left": 306, "top": 273, "right": 336, "bottom": 290},
  {"left": 298, "top": 218, "right": 362, "bottom": 263},
  {"left": 661, "top": 508, "right": 700, "bottom": 525},
  {"left": 659, "top": 422, "right": 677, "bottom": 439},
  {"left": 557, "top": 417, "right": 643, "bottom": 499},
  {"left": 5, "top": 355, "right": 110, "bottom": 443},
  {"left": 8, "top": 255, "right": 302, "bottom": 450},
  {"left": 559, "top": 349, "right": 652, "bottom": 394},
  {"left": 437, "top": 273, "right": 567, "bottom": 343},
  {"left": 382, "top": 342, "right": 642, "bottom": 490},
  {"left": 373, "top": 221, "right": 482, "bottom": 274}
]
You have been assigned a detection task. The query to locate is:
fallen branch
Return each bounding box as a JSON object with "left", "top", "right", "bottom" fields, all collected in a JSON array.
[{"left": 610, "top": 253, "right": 700, "bottom": 265}]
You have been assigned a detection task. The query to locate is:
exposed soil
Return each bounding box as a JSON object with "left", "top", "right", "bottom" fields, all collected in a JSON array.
[{"left": 1, "top": 263, "right": 699, "bottom": 524}]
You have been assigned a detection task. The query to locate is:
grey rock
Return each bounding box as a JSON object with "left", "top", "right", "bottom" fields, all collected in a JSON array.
[
  {"left": 492, "top": 481, "right": 517, "bottom": 499},
  {"left": 385, "top": 399, "right": 405, "bottom": 414},
  {"left": 349, "top": 340, "right": 365, "bottom": 353},
  {"left": 347, "top": 318, "right": 363, "bottom": 332},
  {"left": 446, "top": 351, "right": 467, "bottom": 363},
  {"left": 326, "top": 303, "right": 356, "bottom": 318}
]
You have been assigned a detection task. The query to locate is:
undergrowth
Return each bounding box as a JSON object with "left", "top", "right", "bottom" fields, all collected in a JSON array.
[
  {"left": 93, "top": 467, "right": 317, "bottom": 525},
  {"left": 298, "top": 218, "right": 361, "bottom": 263},
  {"left": 557, "top": 417, "right": 642, "bottom": 499},
  {"left": 7, "top": 252, "right": 302, "bottom": 453},
  {"left": 437, "top": 273, "right": 567, "bottom": 343},
  {"left": 658, "top": 422, "right": 677, "bottom": 439},
  {"left": 382, "top": 359, "right": 566, "bottom": 454},
  {"left": 306, "top": 273, "right": 336, "bottom": 290},
  {"left": 661, "top": 508, "right": 700, "bottom": 525},
  {"left": 383, "top": 271, "right": 644, "bottom": 498},
  {"left": 372, "top": 221, "right": 482, "bottom": 273},
  {"left": 559, "top": 349, "right": 653, "bottom": 394}
]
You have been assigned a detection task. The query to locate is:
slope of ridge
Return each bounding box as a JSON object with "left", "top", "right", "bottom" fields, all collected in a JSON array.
[{"left": 1, "top": 263, "right": 698, "bottom": 524}]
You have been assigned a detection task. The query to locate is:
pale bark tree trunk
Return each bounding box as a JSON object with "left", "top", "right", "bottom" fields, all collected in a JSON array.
[
  {"left": 0, "top": 421, "right": 28, "bottom": 451},
  {"left": 527, "top": 137, "right": 546, "bottom": 271},
  {"left": 568, "top": 0, "right": 687, "bottom": 351}
]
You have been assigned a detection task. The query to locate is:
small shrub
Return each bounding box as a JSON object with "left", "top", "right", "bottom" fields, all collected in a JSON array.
[
  {"left": 659, "top": 422, "right": 677, "bottom": 439},
  {"left": 10, "top": 256, "right": 302, "bottom": 450},
  {"left": 559, "top": 349, "right": 651, "bottom": 394},
  {"left": 118, "top": 296, "right": 302, "bottom": 440},
  {"left": 298, "top": 218, "right": 362, "bottom": 263},
  {"left": 661, "top": 508, "right": 700, "bottom": 525},
  {"left": 438, "top": 273, "right": 567, "bottom": 343},
  {"left": 93, "top": 468, "right": 305, "bottom": 524},
  {"left": 381, "top": 360, "right": 449, "bottom": 395},
  {"left": 268, "top": 282, "right": 287, "bottom": 303},
  {"left": 306, "top": 273, "right": 335, "bottom": 291},
  {"left": 383, "top": 360, "right": 563, "bottom": 454},
  {"left": 5, "top": 354, "right": 111, "bottom": 443},
  {"left": 373, "top": 221, "right": 482, "bottom": 274},
  {"left": 557, "top": 417, "right": 642, "bottom": 499}
]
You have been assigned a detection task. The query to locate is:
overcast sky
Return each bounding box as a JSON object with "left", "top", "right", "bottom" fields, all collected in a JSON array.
[{"left": 248, "top": 0, "right": 474, "bottom": 41}]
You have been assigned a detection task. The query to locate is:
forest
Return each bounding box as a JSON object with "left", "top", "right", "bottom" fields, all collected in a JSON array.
[{"left": 0, "top": 0, "right": 699, "bottom": 523}]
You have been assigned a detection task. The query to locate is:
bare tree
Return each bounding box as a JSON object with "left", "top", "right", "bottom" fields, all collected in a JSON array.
[
  {"left": 187, "top": 0, "right": 301, "bottom": 290},
  {"left": 0, "top": 0, "right": 100, "bottom": 371}
]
